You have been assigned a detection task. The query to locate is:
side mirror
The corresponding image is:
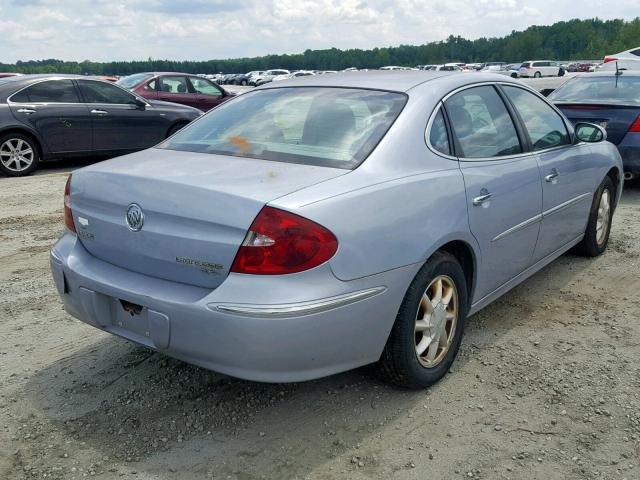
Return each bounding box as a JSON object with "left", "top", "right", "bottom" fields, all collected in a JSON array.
[
  {"left": 574, "top": 122, "right": 606, "bottom": 143},
  {"left": 134, "top": 98, "right": 147, "bottom": 110}
]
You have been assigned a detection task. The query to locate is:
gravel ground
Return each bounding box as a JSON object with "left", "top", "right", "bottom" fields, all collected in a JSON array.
[{"left": 1, "top": 169, "right": 640, "bottom": 480}]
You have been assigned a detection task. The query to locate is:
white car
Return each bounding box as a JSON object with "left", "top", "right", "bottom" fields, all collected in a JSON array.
[
  {"left": 434, "top": 64, "right": 462, "bottom": 72},
  {"left": 603, "top": 47, "right": 640, "bottom": 64},
  {"left": 517, "top": 61, "right": 564, "bottom": 78},
  {"left": 272, "top": 70, "right": 316, "bottom": 82},
  {"left": 253, "top": 69, "right": 290, "bottom": 86}
]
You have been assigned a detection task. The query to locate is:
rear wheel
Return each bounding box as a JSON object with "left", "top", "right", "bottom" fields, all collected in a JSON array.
[
  {"left": 376, "top": 251, "right": 468, "bottom": 389},
  {"left": 534, "top": 71, "right": 542, "bottom": 78},
  {"left": 575, "top": 176, "right": 614, "bottom": 257},
  {"left": 0, "top": 133, "right": 40, "bottom": 177}
]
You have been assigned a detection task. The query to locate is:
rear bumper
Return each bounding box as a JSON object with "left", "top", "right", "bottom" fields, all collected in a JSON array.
[{"left": 50, "top": 233, "right": 417, "bottom": 382}]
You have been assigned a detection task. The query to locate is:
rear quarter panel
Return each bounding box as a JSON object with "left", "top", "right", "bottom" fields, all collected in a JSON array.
[
  {"left": 589, "top": 140, "right": 624, "bottom": 204},
  {"left": 271, "top": 83, "right": 479, "bottom": 282}
]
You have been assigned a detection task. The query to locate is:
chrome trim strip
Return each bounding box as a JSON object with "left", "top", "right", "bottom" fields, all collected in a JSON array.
[
  {"left": 212, "top": 287, "right": 387, "bottom": 318},
  {"left": 543, "top": 192, "right": 591, "bottom": 218},
  {"left": 492, "top": 214, "right": 542, "bottom": 242}
]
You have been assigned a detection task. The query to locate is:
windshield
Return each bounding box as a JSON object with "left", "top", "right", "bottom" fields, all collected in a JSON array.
[
  {"left": 550, "top": 75, "right": 640, "bottom": 104},
  {"left": 116, "top": 73, "right": 153, "bottom": 89},
  {"left": 158, "top": 87, "right": 407, "bottom": 169}
]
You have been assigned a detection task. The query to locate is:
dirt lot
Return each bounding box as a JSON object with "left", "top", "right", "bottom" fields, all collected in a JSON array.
[{"left": 1, "top": 164, "right": 639, "bottom": 480}]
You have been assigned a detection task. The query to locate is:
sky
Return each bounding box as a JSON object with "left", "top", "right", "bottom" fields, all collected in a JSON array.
[{"left": 0, "top": 0, "right": 637, "bottom": 63}]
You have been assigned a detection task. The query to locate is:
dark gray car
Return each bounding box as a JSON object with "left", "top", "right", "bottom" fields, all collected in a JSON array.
[{"left": 0, "top": 75, "right": 202, "bottom": 176}]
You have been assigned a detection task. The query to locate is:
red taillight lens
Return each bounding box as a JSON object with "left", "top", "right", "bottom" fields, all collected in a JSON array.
[
  {"left": 603, "top": 57, "right": 617, "bottom": 64},
  {"left": 629, "top": 116, "right": 640, "bottom": 133},
  {"left": 64, "top": 175, "right": 76, "bottom": 232},
  {"left": 231, "top": 206, "right": 338, "bottom": 275}
]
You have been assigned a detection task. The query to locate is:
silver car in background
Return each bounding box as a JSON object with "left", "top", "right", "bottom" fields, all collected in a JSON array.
[{"left": 51, "top": 71, "right": 623, "bottom": 388}]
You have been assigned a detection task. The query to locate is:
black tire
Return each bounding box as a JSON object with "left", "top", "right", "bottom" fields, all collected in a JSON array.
[
  {"left": 575, "top": 176, "right": 615, "bottom": 257},
  {"left": 0, "top": 132, "right": 40, "bottom": 177},
  {"left": 511, "top": 72, "right": 518, "bottom": 78},
  {"left": 166, "top": 122, "right": 188, "bottom": 138},
  {"left": 534, "top": 71, "right": 542, "bottom": 78},
  {"left": 376, "top": 251, "right": 469, "bottom": 389},
  {"left": 558, "top": 68, "right": 565, "bottom": 77}
]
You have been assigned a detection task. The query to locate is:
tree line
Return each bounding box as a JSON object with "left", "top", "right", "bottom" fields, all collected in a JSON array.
[{"left": 1, "top": 17, "right": 638, "bottom": 76}]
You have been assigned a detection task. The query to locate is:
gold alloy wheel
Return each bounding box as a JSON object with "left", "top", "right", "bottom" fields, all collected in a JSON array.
[
  {"left": 596, "top": 188, "right": 611, "bottom": 246},
  {"left": 414, "top": 275, "right": 458, "bottom": 368}
]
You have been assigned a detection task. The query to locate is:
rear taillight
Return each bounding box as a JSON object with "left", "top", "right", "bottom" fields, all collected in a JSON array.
[
  {"left": 231, "top": 206, "right": 337, "bottom": 275},
  {"left": 629, "top": 116, "right": 640, "bottom": 133},
  {"left": 64, "top": 175, "right": 76, "bottom": 232},
  {"left": 603, "top": 57, "right": 618, "bottom": 64}
]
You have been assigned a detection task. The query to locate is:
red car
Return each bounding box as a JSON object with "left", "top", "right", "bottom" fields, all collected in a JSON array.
[
  {"left": 0, "top": 73, "right": 22, "bottom": 79},
  {"left": 117, "top": 72, "right": 234, "bottom": 111}
]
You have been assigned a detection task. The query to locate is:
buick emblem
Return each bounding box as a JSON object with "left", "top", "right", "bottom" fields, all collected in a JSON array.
[{"left": 125, "top": 203, "right": 144, "bottom": 232}]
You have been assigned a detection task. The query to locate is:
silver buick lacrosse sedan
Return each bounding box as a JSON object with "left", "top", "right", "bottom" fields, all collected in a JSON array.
[{"left": 51, "top": 71, "right": 622, "bottom": 388}]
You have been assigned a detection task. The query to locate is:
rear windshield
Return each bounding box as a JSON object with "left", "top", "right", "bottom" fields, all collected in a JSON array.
[
  {"left": 550, "top": 76, "right": 640, "bottom": 104},
  {"left": 158, "top": 87, "right": 407, "bottom": 169},
  {"left": 116, "top": 73, "right": 153, "bottom": 89}
]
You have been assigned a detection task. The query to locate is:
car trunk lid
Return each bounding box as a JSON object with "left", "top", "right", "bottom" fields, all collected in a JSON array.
[{"left": 70, "top": 148, "right": 346, "bottom": 289}]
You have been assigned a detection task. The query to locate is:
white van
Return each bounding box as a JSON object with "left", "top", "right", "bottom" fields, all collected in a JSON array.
[{"left": 517, "top": 61, "right": 563, "bottom": 78}]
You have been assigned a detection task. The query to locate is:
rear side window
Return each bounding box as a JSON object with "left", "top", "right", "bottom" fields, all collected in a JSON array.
[
  {"left": 15, "top": 80, "right": 80, "bottom": 103},
  {"left": 77, "top": 80, "right": 137, "bottom": 104},
  {"left": 116, "top": 73, "right": 153, "bottom": 89},
  {"left": 429, "top": 109, "right": 450, "bottom": 155},
  {"left": 444, "top": 86, "right": 521, "bottom": 158},
  {"left": 159, "top": 87, "right": 407, "bottom": 169},
  {"left": 503, "top": 86, "right": 570, "bottom": 151},
  {"left": 160, "top": 76, "right": 190, "bottom": 94}
]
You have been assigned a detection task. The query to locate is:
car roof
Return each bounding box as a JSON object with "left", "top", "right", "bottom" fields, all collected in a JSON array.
[{"left": 255, "top": 70, "right": 505, "bottom": 93}]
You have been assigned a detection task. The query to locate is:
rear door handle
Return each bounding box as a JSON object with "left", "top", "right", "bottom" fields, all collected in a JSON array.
[
  {"left": 473, "top": 189, "right": 493, "bottom": 206},
  {"left": 17, "top": 108, "right": 36, "bottom": 115},
  {"left": 91, "top": 109, "right": 108, "bottom": 116},
  {"left": 545, "top": 169, "right": 559, "bottom": 183}
]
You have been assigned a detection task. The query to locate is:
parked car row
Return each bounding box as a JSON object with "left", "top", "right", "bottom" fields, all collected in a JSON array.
[
  {"left": 116, "top": 72, "right": 235, "bottom": 111},
  {"left": 0, "top": 74, "right": 202, "bottom": 176}
]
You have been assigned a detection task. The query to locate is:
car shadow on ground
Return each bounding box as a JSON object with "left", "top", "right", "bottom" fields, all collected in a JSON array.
[
  {"left": 35, "top": 156, "right": 112, "bottom": 176},
  {"left": 20, "top": 251, "right": 598, "bottom": 478},
  {"left": 19, "top": 186, "right": 637, "bottom": 478}
]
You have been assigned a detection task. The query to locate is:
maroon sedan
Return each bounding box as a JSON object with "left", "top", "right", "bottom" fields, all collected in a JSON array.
[{"left": 117, "top": 72, "right": 234, "bottom": 111}]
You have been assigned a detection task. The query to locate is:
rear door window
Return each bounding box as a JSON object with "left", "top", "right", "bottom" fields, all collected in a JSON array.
[
  {"left": 503, "top": 85, "right": 570, "bottom": 151},
  {"left": 159, "top": 76, "right": 190, "bottom": 94},
  {"left": 15, "top": 80, "right": 80, "bottom": 103},
  {"left": 444, "top": 86, "right": 521, "bottom": 158},
  {"left": 77, "top": 80, "right": 138, "bottom": 104}
]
